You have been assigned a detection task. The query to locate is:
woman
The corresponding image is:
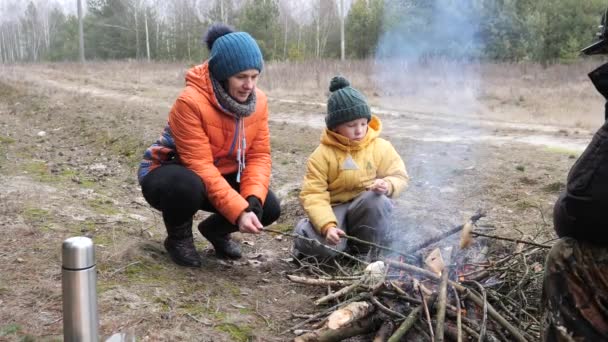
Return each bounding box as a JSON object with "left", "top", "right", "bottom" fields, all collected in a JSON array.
[{"left": 138, "top": 24, "right": 280, "bottom": 267}]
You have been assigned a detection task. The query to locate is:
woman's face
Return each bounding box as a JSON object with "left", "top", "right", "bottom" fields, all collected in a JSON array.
[
  {"left": 333, "top": 118, "right": 369, "bottom": 141},
  {"left": 227, "top": 69, "right": 259, "bottom": 103}
]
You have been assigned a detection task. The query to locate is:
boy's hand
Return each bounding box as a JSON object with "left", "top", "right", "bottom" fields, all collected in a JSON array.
[
  {"left": 325, "top": 227, "right": 345, "bottom": 245},
  {"left": 368, "top": 179, "right": 389, "bottom": 194}
]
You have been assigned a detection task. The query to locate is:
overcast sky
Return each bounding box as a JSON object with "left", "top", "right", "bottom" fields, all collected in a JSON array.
[{"left": 0, "top": 0, "right": 353, "bottom": 24}]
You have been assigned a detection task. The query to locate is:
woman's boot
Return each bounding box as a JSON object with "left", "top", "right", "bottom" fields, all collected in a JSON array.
[
  {"left": 164, "top": 219, "right": 201, "bottom": 267},
  {"left": 198, "top": 215, "right": 242, "bottom": 259}
]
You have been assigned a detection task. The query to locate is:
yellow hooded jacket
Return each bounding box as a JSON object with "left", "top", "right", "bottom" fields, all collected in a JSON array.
[{"left": 299, "top": 115, "right": 409, "bottom": 235}]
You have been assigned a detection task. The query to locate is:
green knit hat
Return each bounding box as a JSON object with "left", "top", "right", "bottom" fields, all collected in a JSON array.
[{"left": 325, "top": 76, "right": 371, "bottom": 129}]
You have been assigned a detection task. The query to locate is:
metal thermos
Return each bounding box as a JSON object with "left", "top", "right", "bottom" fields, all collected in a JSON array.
[{"left": 62, "top": 236, "right": 99, "bottom": 342}]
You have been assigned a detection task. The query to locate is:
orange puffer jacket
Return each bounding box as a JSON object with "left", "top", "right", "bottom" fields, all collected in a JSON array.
[{"left": 141, "top": 62, "right": 271, "bottom": 224}]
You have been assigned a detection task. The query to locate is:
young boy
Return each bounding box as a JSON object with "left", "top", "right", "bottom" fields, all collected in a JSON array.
[{"left": 293, "top": 76, "right": 409, "bottom": 260}]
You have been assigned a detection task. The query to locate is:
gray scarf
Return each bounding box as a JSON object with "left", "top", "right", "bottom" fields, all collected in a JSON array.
[{"left": 211, "top": 76, "right": 257, "bottom": 118}]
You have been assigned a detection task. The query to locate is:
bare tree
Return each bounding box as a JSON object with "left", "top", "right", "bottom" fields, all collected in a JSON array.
[
  {"left": 77, "top": 0, "right": 84, "bottom": 62},
  {"left": 144, "top": 8, "right": 150, "bottom": 61},
  {"left": 340, "top": 0, "right": 345, "bottom": 60}
]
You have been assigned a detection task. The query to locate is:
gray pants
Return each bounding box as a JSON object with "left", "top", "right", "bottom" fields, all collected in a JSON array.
[{"left": 293, "top": 191, "right": 393, "bottom": 260}]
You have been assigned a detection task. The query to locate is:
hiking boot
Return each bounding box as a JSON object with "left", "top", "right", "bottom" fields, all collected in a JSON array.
[
  {"left": 197, "top": 216, "right": 242, "bottom": 259},
  {"left": 203, "top": 233, "right": 242, "bottom": 259},
  {"left": 164, "top": 236, "right": 201, "bottom": 267}
]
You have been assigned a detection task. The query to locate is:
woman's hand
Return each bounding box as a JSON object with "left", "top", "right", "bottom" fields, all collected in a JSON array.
[
  {"left": 368, "top": 179, "right": 389, "bottom": 194},
  {"left": 325, "top": 227, "right": 345, "bottom": 245},
  {"left": 237, "top": 211, "right": 263, "bottom": 234}
]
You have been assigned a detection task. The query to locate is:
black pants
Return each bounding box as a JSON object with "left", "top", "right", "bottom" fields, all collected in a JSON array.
[{"left": 141, "top": 164, "right": 281, "bottom": 236}]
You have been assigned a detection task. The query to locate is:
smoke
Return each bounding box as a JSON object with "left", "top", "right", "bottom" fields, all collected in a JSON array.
[
  {"left": 373, "top": 0, "right": 488, "bottom": 247},
  {"left": 374, "top": 0, "right": 484, "bottom": 115}
]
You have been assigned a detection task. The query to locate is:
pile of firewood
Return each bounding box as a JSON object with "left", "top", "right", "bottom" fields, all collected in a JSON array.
[{"left": 268, "top": 213, "right": 551, "bottom": 342}]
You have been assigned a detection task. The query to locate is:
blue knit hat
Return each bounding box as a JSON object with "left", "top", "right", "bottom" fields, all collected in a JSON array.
[{"left": 207, "top": 30, "right": 264, "bottom": 81}]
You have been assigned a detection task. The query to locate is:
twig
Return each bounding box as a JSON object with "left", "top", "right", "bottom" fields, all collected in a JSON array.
[
  {"left": 315, "top": 278, "right": 364, "bottom": 306},
  {"left": 505, "top": 254, "right": 530, "bottom": 299},
  {"left": 263, "top": 228, "right": 368, "bottom": 265},
  {"left": 387, "top": 305, "right": 423, "bottom": 342},
  {"left": 107, "top": 261, "right": 141, "bottom": 276},
  {"left": 186, "top": 313, "right": 212, "bottom": 326},
  {"left": 406, "top": 212, "right": 485, "bottom": 254},
  {"left": 452, "top": 286, "right": 462, "bottom": 342},
  {"left": 471, "top": 232, "right": 551, "bottom": 249},
  {"left": 286, "top": 274, "right": 353, "bottom": 287},
  {"left": 418, "top": 283, "right": 435, "bottom": 341},
  {"left": 435, "top": 267, "right": 449, "bottom": 342},
  {"left": 255, "top": 300, "right": 271, "bottom": 328},
  {"left": 373, "top": 320, "right": 395, "bottom": 342},
  {"left": 343, "top": 233, "right": 415, "bottom": 260},
  {"left": 464, "top": 280, "right": 488, "bottom": 342},
  {"left": 370, "top": 296, "right": 406, "bottom": 319}
]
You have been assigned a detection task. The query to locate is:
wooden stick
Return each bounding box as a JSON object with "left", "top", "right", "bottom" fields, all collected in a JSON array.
[
  {"left": 418, "top": 284, "right": 435, "bottom": 341},
  {"left": 370, "top": 296, "right": 406, "bottom": 319},
  {"left": 405, "top": 212, "right": 485, "bottom": 254},
  {"left": 263, "top": 228, "right": 369, "bottom": 265},
  {"left": 452, "top": 286, "right": 463, "bottom": 342},
  {"left": 373, "top": 320, "right": 395, "bottom": 342},
  {"left": 471, "top": 232, "right": 551, "bottom": 249},
  {"left": 435, "top": 267, "right": 449, "bottom": 342},
  {"left": 287, "top": 275, "right": 353, "bottom": 287},
  {"left": 315, "top": 278, "right": 365, "bottom": 306},
  {"left": 384, "top": 259, "right": 528, "bottom": 342},
  {"left": 463, "top": 280, "right": 488, "bottom": 342},
  {"left": 387, "top": 305, "right": 423, "bottom": 342}
]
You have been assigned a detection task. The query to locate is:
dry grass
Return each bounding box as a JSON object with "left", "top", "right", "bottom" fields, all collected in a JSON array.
[
  {"left": 5, "top": 58, "right": 604, "bottom": 129},
  {"left": 261, "top": 58, "right": 607, "bottom": 129}
]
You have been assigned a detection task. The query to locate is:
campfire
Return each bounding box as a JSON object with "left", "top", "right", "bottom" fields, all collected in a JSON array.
[{"left": 267, "top": 212, "right": 550, "bottom": 342}]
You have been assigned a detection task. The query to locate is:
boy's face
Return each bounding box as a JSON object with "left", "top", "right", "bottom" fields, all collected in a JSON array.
[{"left": 333, "top": 118, "right": 369, "bottom": 141}]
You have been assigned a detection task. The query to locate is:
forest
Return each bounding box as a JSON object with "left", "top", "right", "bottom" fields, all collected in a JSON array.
[{"left": 0, "top": 0, "right": 606, "bottom": 64}]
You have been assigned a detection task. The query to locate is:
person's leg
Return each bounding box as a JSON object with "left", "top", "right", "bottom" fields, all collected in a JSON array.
[
  {"left": 345, "top": 191, "right": 393, "bottom": 254},
  {"left": 141, "top": 164, "right": 204, "bottom": 267},
  {"left": 293, "top": 203, "right": 348, "bottom": 260},
  {"left": 198, "top": 173, "right": 282, "bottom": 259},
  {"left": 541, "top": 238, "right": 608, "bottom": 341}
]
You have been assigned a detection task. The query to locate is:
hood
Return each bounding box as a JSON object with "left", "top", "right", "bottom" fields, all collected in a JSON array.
[
  {"left": 184, "top": 62, "right": 223, "bottom": 111},
  {"left": 320, "top": 115, "right": 382, "bottom": 152}
]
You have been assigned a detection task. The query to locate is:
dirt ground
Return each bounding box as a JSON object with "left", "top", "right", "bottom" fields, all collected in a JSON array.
[{"left": 0, "top": 61, "right": 599, "bottom": 341}]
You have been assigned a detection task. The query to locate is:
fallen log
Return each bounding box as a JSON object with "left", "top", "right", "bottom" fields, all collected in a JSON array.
[
  {"left": 294, "top": 314, "right": 382, "bottom": 342},
  {"left": 326, "top": 301, "right": 374, "bottom": 330}
]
